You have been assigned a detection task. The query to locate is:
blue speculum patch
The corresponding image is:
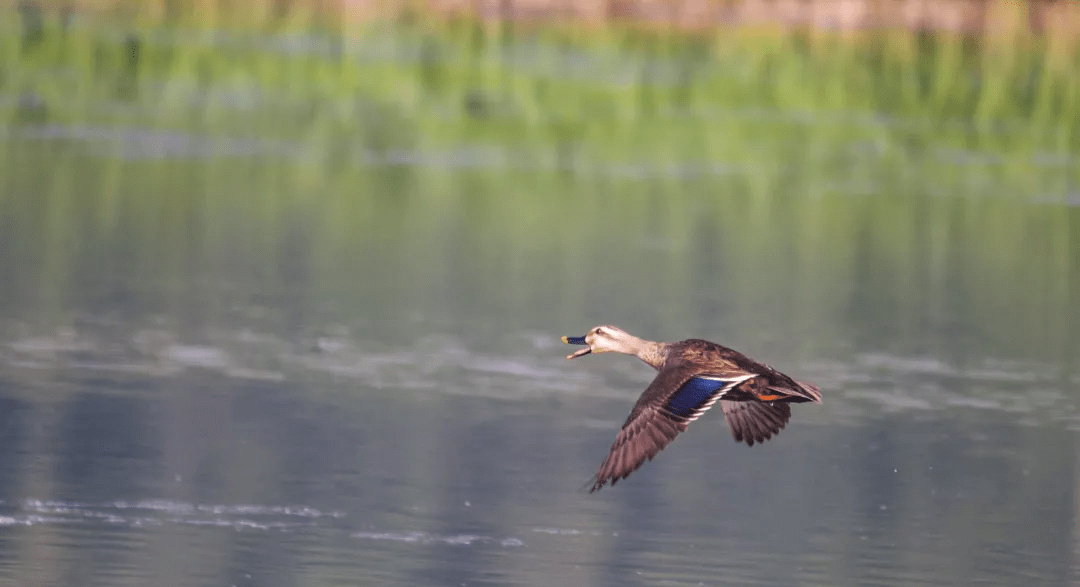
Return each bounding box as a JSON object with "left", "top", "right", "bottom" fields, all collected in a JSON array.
[{"left": 665, "top": 377, "right": 730, "bottom": 418}]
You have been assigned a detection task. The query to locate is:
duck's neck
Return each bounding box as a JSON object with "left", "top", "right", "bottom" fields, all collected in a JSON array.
[{"left": 625, "top": 336, "right": 667, "bottom": 370}]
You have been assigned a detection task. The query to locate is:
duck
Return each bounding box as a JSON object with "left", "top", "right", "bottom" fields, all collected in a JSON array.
[{"left": 562, "top": 325, "right": 822, "bottom": 493}]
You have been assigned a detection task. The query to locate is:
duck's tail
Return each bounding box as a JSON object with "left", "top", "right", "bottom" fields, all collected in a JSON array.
[
  {"left": 794, "top": 381, "right": 822, "bottom": 404},
  {"left": 766, "top": 380, "right": 822, "bottom": 404}
]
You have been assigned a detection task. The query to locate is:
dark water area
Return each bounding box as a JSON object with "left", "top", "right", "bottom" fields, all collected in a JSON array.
[
  {"left": 1, "top": 360, "right": 1079, "bottom": 586},
  {"left": 2, "top": 12, "right": 1080, "bottom": 587}
]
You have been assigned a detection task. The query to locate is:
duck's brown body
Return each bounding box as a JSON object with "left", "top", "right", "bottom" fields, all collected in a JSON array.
[{"left": 562, "top": 326, "right": 821, "bottom": 493}]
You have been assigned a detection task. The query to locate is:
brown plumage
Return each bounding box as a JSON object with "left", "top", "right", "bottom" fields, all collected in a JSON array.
[{"left": 562, "top": 325, "right": 822, "bottom": 493}]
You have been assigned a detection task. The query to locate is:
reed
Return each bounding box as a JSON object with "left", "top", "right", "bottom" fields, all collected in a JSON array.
[{"left": 4, "top": 2, "right": 1075, "bottom": 163}]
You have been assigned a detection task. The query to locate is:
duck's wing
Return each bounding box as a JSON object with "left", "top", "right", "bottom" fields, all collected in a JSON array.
[
  {"left": 587, "top": 367, "right": 752, "bottom": 493},
  {"left": 720, "top": 400, "right": 791, "bottom": 446}
]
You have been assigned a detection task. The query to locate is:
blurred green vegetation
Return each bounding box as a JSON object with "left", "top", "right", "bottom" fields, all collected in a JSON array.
[{"left": 0, "top": 3, "right": 1077, "bottom": 371}]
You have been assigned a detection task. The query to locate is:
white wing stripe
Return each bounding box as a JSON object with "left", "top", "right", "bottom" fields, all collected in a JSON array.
[{"left": 697, "top": 374, "right": 755, "bottom": 386}]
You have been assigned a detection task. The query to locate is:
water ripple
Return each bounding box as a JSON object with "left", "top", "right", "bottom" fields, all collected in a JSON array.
[
  {"left": 6, "top": 499, "right": 346, "bottom": 533},
  {"left": 351, "top": 530, "right": 525, "bottom": 547},
  {"left": 5, "top": 499, "right": 527, "bottom": 549}
]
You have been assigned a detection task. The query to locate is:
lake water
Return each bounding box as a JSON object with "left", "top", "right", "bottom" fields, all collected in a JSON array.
[{"left": 2, "top": 11, "right": 1080, "bottom": 587}]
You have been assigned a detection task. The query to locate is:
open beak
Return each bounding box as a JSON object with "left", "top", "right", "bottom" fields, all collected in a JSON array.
[{"left": 561, "top": 335, "right": 591, "bottom": 359}]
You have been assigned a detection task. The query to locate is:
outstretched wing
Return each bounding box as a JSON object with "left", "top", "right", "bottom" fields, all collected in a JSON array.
[
  {"left": 720, "top": 400, "right": 791, "bottom": 446},
  {"left": 588, "top": 370, "right": 753, "bottom": 493},
  {"left": 586, "top": 403, "right": 687, "bottom": 493}
]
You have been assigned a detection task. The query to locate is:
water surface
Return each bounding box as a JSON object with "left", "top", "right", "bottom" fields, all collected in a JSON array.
[{"left": 1, "top": 12, "right": 1079, "bottom": 587}]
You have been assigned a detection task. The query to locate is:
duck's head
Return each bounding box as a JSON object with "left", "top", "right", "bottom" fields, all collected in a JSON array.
[{"left": 561, "top": 325, "right": 641, "bottom": 359}]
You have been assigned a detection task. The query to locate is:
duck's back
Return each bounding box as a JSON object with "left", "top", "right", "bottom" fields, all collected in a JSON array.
[{"left": 667, "top": 338, "right": 820, "bottom": 403}]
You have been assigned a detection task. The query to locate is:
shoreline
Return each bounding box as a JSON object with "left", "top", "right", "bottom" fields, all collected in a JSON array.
[
  {"left": 17, "top": 0, "right": 1080, "bottom": 38},
  {"left": 8, "top": 0, "right": 1080, "bottom": 62},
  {"left": 347, "top": 0, "right": 1074, "bottom": 37}
]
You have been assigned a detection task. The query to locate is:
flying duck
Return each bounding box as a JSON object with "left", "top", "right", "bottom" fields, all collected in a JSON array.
[{"left": 562, "top": 325, "right": 822, "bottom": 492}]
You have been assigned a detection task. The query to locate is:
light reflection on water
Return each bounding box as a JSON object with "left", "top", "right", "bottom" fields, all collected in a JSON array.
[{"left": 3, "top": 326, "right": 1075, "bottom": 417}]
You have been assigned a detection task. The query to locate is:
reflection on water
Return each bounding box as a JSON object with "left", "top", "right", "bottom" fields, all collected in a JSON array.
[{"left": 2, "top": 9, "right": 1080, "bottom": 587}]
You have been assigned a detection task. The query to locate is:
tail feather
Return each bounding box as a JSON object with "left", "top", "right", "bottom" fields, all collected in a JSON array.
[
  {"left": 796, "top": 381, "right": 822, "bottom": 403},
  {"left": 765, "top": 380, "right": 822, "bottom": 404}
]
